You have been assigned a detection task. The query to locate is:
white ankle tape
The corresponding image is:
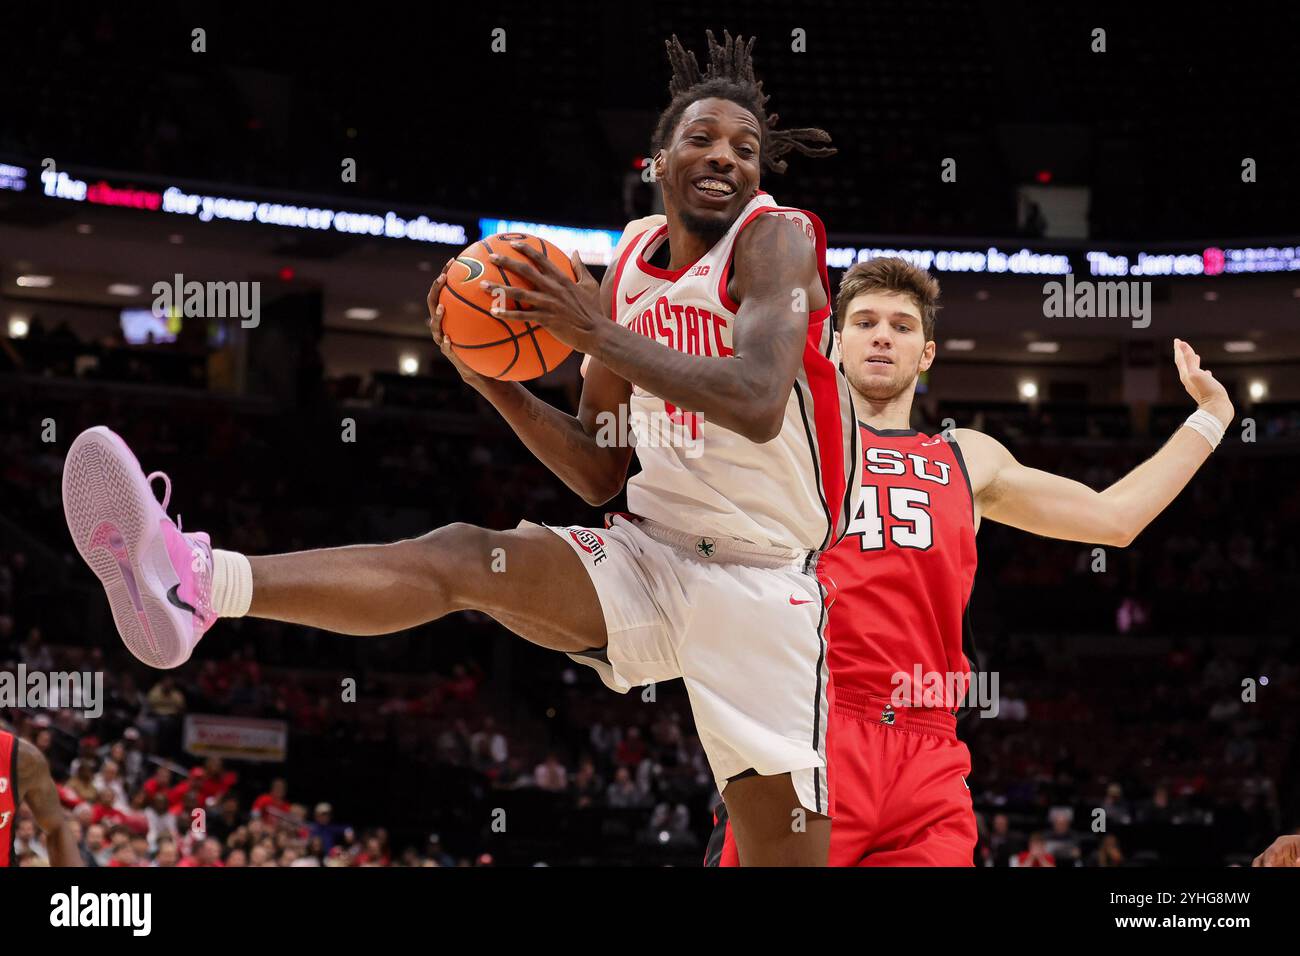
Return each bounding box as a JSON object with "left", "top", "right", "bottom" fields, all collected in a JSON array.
[
  {"left": 1184, "top": 409, "right": 1226, "bottom": 450},
  {"left": 212, "top": 549, "right": 253, "bottom": 618}
]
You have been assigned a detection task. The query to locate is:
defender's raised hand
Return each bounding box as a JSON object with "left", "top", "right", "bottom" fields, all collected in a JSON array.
[{"left": 1174, "top": 338, "right": 1233, "bottom": 423}]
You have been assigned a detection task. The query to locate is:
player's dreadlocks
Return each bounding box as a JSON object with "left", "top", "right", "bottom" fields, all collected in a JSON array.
[{"left": 652, "top": 29, "right": 836, "bottom": 175}]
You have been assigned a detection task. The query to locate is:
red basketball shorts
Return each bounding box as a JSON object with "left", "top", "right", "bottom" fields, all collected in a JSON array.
[{"left": 705, "top": 689, "right": 977, "bottom": 866}]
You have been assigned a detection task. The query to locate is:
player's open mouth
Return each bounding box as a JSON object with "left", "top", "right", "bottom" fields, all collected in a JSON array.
[
  {"left": 692, "top": 176, "right": 736, "bottom": 201},
  {"left": 866, "top": 356, "right": 893, "bottom": 365}
]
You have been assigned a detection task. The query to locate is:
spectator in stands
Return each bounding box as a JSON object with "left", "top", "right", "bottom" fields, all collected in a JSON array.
[
  {"left": 571, "top": 757, "right": 603, "bottom": 809},
  {"left": 309, "top": 802, "right": 345, "bottom": 854},
  {"left": 67, "top": 758, "right": 100, "bottom": 803},
  {"left": 168, "top": 766, "right": 209, "bottom": 808},
  {"left": 357, "top": 834, "right": 389, "bottom": 866},
  {"left": 198, "top": 756, "right": 238, "bottom": 803},
  {"left": 1011, "top": 833, "right": 1057, "bottom": 867},
  {"left": 588, "top": 716, "right": 618, "bottom": 760},
  {"left": 252, "top": 777, "right": 292, "bottom": 821},
  {"left": 14, "top": 817, "right": 46, "bottom": 863},
  {"left": 100, "top": 737, "right": 142, "bottom": 791},
  {"left": 1043, "top": 807, "right": 1082, "bottom": 865},
  {"left": 534, "top": 753, "right": 568, "bottom": 792},
  {"left": 1139, "top": 785, "right": 1176, "bottom": 824},
  {"left": 426, "top": 833, "right": 455, "bottom": 868},
  {"left": 616, "top": 727, "right": 647, "bottom": 767},
  {"left": 94, "top": 759, "right": 129, "bottom": 808},
  {"left": 469, "top": 732, "right": 505, "bottom": 779},
  {"left": 19, "top": 626, "right": 53, "bottom": 672},
  {"left": 205, "top": 790, "right": 241, "bottom": 842},
  {"left": 83, "top": 823, "right": 109, "bottom": 866},
  {"left": 470, "top": 717, "right": 508, "bottom": 765},
  {"left": 1100, "top": 782, "right": 1133, "bottom": 827},
  {"left": 142, "top": 765, "right": 174, "bottom": 801},
  {"left": 63, "top": 735, "right": 96, "bottom": 779},
  {"left": 146, "top": 676, "right": 186, "bottom": 716},
  {"left": 442, "top": 663, "right": 481, "bottom": 708},
  {"left": 109, "top": 843, "right": 139, "bottom": 867},
  {"left": 145, "top": 792, "right": 180, "bottom": 850},
  {"left": 299, "top": 835, "right": 326, "bottom": 865},
  {"left": 607, "top": 766, "right": 647, "bottom": 809},
  {"left": 435, "top": 719, "right": 471, "bottom": 764},
  {"left": 1092, "top": 833, "right": 1125, "bottom": 867},
  {"left": 986, "top": 812, "right": 1023, "bottom": 867},
  {"left": 155, "top": 839, "right": 181, "bottom": 867},
  {"left": 196, "top": 838, "right": 226, "bottom": 867}
]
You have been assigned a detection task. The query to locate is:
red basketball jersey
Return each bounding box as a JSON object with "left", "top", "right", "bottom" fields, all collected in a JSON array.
[
  {"left": 819, "top": 424, "right": 978, "bottom": 708},
  {"left": 0, "top": 731, "right": 16, "bottom": 867}
]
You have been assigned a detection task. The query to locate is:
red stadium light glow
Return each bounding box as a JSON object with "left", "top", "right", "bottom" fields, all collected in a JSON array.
[
  {"left": 1202, "top": 246, "right": 1226, "bottom": 276},
  {"left": 1035, "top": 170, "right": 1053, "bottom": 184},
  {"left": 278, "top": 267, "right": 295, "bottom": 281}
]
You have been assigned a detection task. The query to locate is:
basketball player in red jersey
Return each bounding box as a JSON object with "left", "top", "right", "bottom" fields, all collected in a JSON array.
[
  {"left": 708, "top": 256, "right": 1234, "bottom": 865},
  {"left": 0, "top": 726, "right": 82, "bottom": 866},
  {"left": 62, "top": 31, "right": 856, "bottom": 866}
]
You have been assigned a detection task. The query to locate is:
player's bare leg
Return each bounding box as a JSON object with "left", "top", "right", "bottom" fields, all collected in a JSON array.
[
  {"left": 60, "top": 427, "right": 607, "bottom": 669},
  {"left": 723, "top": 772, "right": 831, "bottom": 866},
  {"left": 246, "top": 522, "right": 605, "bottom": 652}
]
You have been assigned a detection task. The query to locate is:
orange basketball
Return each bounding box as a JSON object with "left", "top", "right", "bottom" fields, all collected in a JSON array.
[{"left": 437, "top": 233, "right": 576, "bottom": 380}]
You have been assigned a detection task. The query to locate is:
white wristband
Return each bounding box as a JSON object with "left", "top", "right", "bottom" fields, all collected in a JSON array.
[{"left": 1184, "top": 409, "right": 1226, "bottom": 450}]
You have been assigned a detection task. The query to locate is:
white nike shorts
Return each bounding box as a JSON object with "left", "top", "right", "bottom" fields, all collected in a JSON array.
[{"left": 524, "top": 513, "right": 831, "bottom": 815}]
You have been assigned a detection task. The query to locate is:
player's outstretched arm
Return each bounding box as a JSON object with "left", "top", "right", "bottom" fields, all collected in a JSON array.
[
  {"left": 957, "top": 339, "right": 1234, "bottom": 547},
  {"left": 426, "top": 222, "right": 658, "bottom": 505},
  {"left": 489, "top": 214, "right": 821, "bottom": 444},
  {"left": 17, "top": 738, "right": 81, "bottom": 867}
]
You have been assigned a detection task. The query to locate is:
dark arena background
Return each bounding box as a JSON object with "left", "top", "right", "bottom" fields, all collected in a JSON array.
[{"left": 1, "top": 0, "right": 1298, "bottom": 903}]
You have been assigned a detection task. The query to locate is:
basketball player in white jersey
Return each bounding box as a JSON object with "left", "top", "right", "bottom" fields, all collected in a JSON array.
[{"left": 60, "top": 31, "right": 857, "bottom": 865}]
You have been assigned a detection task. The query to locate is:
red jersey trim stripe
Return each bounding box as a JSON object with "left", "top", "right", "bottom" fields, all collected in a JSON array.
[
  {"left": 715, "top": 204, "right": 850, "bottom": 546},
  {"left": 634, "top": 224, "right": 703, "bottom": 281},
  {"left": 608, "top": 229, "right": 648, "bottom": 322}
]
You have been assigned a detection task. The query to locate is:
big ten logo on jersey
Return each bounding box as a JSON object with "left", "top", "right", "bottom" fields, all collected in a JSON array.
[
  {"left": 847, "top": 447, "right": 951, "bottom": 552},
  {"left": 625, "top": 297, "right": 733, "bottom": 359}
]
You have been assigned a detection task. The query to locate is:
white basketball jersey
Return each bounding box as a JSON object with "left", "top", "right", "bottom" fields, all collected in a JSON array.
[{"left": 607, "top": 191, "right": 860, "bottom": 552}]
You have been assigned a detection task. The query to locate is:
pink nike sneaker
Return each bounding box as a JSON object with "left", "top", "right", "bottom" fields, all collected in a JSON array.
[{"left": 62, "top": 426, "right": 217, "bottom": 669}]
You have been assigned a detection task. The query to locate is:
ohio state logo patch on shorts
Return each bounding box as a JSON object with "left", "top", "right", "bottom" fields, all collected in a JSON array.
[{"left": 568, "top": 528, "right": 609, "bottom": 565}]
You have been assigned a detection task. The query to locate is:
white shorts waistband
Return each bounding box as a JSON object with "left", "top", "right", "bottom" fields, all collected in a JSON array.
[{"left": 611, "top": 513, "right": 818, "bottom": 573}]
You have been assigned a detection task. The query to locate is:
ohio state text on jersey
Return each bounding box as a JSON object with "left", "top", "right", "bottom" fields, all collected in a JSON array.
[{"left": 607, "top": 191, "right": 859, "bottom": 552}]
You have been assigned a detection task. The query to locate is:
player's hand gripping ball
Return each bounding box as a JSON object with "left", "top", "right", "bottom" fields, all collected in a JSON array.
[{"left": 436, "top": 233, "right": 576, "bottom": 380}]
